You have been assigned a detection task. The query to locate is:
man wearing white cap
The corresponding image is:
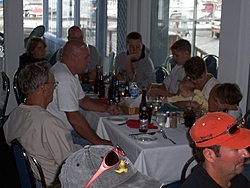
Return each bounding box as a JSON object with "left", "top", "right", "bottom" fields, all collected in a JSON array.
[{"left": 180, "top": 112, "right": 250, "bottom": 188}]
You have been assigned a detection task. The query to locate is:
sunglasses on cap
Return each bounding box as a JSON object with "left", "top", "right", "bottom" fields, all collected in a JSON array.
[
  {"left": 196, "top": 123, "right": 241, "bottom": 144},
  {"left": 85, "top": 145, "right": 126, "bottom": 188}
]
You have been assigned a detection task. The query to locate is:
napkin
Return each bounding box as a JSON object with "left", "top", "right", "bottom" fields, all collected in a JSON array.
[
  {"left": 81, "top": 84, "right": 94, "bottom": 93},
  {"left": 126, "top": 119, "right": 158, "bottom": 129},
  {"left": 158, "top": 103, "right": 184, "bottom": 112}
]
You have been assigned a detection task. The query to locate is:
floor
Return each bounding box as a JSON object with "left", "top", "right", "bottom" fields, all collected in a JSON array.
[{"left": 0, "top": 127, "right": 21, "bottom": 188}]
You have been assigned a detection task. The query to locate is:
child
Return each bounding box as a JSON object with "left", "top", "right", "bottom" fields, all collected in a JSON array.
[
  {"left": 164, "top": 80, "right": 208, "bottom": 111},
  {"left": 213, "top": 83, "right": 243, "bottom": 122}
]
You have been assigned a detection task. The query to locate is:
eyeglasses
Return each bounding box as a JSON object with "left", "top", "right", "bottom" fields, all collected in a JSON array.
[
  {"left": 85, "top": 145, "right": 126, "bottom": 188},
  {"left": 196, "top": 123, "right": 241, "bottom": 143},
  {"left": 46, "top": 81, "right": 59, "bottom": 88}
]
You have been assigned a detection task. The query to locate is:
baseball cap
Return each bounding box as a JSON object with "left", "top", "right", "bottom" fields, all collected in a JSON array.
[
  {"left": 59, "top": 145, "right": 163, "bottom": 188},
  {"left": 190, "top": 112, "right": 250, "bottom": 148}
]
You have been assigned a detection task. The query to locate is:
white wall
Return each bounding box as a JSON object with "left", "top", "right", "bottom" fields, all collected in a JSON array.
[
  {"left": 218, "top": 0, "right": 250, "bottom": 114},
  {"left": 4, "top": 0, "right": 24, "bottom": 114}
]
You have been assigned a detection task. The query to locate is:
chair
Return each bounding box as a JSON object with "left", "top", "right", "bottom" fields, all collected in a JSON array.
[
  {"left": 11, "top": 139, "right": 46, "bottom": 188},
  {"left": 13, "top": 70, "right": 26, "bottom": 105},
  {"left": 202, "top": 54, "right": 219, "bottom": 78},
  {"left": 29, "top": 25, "right": 45, "bottom": 38},
  {"left": 48, "top": 48, "right": 60, "bottom": 66},
  {"left": 108, "top": 51, "right": 115, "bottom": 73},
  {"left": 0, "top": 71, "right": 10, "bottom": 126},
  {"left": 155, "top": 66, "right": 168, "bottom": 83},
  {"left": 163, "top": 154, "right": 198, "bottom": 188},
  {"left": 24, "top": 25, "right": 45, "bottom": 48},
  {"left": 242, "top": 109, "right": 250, "bottom": 129},
  {"left": 164, "top": 55, "right": 176, "bottom": 75}
]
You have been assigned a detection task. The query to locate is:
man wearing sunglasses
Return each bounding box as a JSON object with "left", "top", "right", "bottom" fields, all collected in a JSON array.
[{"left": 180, "top": 112, "right": 250, "bottom": 188}]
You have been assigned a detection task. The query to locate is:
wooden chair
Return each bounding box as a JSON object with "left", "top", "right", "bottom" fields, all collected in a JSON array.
[
  {"left": 11, "top": 139, "right": 46, "bottom": 188},
  {"left": 0, "top": 71, "right": 10, "bottom": 126}
]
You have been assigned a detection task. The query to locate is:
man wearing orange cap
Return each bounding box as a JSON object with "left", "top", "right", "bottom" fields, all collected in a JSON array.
[{"left": 180, "top": 112, "right": 250, "bottom": 188}]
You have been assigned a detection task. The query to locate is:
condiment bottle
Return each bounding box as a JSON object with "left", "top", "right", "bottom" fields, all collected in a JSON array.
[
  {"left": 170, "top": 112, "right": 177, "bottom": 128},
  {"left": 165, "top": 111, "right": 170, "bottom": 128}
]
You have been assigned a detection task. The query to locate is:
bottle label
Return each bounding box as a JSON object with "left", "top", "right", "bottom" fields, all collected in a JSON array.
[
  {"left": 139, "top": 119, "right": 148, "bottom": 131},
  {"left": 130, "top": 86, "right": 138, "bottom": 98}
]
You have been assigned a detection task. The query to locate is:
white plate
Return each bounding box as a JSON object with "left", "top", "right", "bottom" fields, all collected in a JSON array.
[
  {"left": 136, "top": 134, "right": 158, "bottom": 143},
  {"left": 107, "top": 116, "right": 128, "bottom": 123}
]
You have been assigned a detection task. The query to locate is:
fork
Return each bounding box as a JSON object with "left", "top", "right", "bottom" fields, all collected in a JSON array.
[{"left": 162, "top": 131, "right": 176, "bottom": 144}]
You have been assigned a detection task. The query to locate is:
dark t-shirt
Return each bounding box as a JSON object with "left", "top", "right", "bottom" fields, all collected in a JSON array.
[{"left": 180, "top": 163, "right": 250, "bottom": 188}]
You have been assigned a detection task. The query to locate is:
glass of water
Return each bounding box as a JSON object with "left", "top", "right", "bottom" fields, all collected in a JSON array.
[{"left": 155, "top": 111, "right": 167, "bottom": 133}]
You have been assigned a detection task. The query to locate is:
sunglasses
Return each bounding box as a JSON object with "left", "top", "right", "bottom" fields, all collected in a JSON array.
[
  {"left": 196, "top": 123, "right": 241, "bottom": 143},
  {"left": 85, "top": 145, "right": 126, "bottom": 188}
]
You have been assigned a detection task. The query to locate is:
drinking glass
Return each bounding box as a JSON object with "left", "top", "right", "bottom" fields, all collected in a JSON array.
[{"left": 155, "top": 111, "right": 167, "bottom": 132}]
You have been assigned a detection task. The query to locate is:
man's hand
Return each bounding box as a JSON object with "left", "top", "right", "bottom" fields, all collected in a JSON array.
[
  {"left": 127, "top": 51, "right": 142, "bottom": 61},
  {"left": 97, "top": 139, "right": 113, "bottom": 146},
  {"left": 106, "top": 105, "right": 120, "bottom": 115}
]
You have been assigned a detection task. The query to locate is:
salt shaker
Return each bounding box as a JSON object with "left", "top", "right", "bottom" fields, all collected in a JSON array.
[{"left": 165, "top": 111, "right": 170, "bottom": 128}]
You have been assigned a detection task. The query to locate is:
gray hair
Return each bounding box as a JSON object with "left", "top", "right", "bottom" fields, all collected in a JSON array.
[{"left": 18, "top": 61, "right": 51, "bottom": 95}]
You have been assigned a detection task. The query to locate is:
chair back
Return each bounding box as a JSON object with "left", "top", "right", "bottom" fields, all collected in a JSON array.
[
  {"left": 108, "top": 51, "right": 115, "bottom": 73},
  {"left": 0, "top": 71, "right": 10, "bottom": 125},
  {"left": 29, "top": 25, "right": 45, "bottom": 37},
  {"left": 11, "top": 139, "right": 46, "bottom": 188},
  {"left": 243, "top": 109, "right": 250, "bottom": 129},
  {"left": 48, "top": 48, "right": 59, "bottom": 66},
  {"left": 13, "top": 70, "right": 26, "bottom": 105},
  {"left": 202, "top": 54, "right": 219, "bottom": 78},
  {"left": 155, "top": 66, "right": 168, "bottom": 83},
  {"left": 164, "top": 55, "right": 176, "bottom": 75},
  {"left": 164, "top": 154, "right": 198, "bottom": 187}
]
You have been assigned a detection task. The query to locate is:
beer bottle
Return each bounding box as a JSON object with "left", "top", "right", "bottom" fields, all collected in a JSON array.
[
  {"left": 94, "top": 71, "right": 99, "bottom": 94},
  {"left": 98, "top": 74, "right": 105, "bottom": 98},
  {"left": 139, "top": 107, "right": 148, "bottom": 132},
  {"left": 108, "top": 75, "right": 114, "bottom": 105},
  {"left": 139, "top": 88, "right": 148, "bottom": 132},
  {"left": 124, "top": 81, "right": 130, "bottom": 98},
  {"left": 139, "top": 88, "right": 147, "bottom": 114},
  {"left": 113, "top": 78, "right": 120, "bottom": 105}
]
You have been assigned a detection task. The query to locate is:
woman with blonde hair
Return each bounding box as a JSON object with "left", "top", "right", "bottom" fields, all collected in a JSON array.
[{"left": 19, "top": 36, "right": 48, "bottom": 71}]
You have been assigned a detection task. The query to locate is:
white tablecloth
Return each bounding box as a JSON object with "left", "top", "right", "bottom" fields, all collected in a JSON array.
[{"left": 82, "top": 110, "right": 196, "bottom": 184}]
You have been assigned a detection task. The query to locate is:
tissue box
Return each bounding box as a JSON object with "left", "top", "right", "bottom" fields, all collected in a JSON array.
[{"left": 119, "top": 105, "right": 140, "bottom": 115}]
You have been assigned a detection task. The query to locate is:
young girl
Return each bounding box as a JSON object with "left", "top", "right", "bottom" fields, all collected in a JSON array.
[{"left": 213, "top": 83, "right": 243, "bottom": 122}]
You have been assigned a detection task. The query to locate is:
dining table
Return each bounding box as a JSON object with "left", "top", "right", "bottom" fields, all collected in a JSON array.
[{"left": 81, "top": 108, "right": 197, "bottom": 185}]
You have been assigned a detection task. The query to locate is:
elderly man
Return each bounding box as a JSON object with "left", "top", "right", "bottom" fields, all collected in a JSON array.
[
  {"left": 114, "top": 31, "right": 156, "bottom": 89},
  {"left": 56, "top": 25, "right": 101, "bottom": 80},
  {"left": 47, "top": 40, "right": 119, "bottom": 147},
  {"left": 4, "top": 62, "right": 82, "bottom": 186},
  {"left": 180, "top": 112, "right": 250, "bottom": 188}
]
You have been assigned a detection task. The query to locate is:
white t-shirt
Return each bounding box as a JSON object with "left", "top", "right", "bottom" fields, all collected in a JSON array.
[
  {"left": 47, "top": 62, "right": 85, "bottom": 131},
  {"left": 163, "top": 65, "right": 185, "bottom": 93}
]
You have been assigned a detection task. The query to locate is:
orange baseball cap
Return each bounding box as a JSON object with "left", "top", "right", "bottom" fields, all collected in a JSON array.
[{"left": 190, "top": 112, "right": 250, "bottom": 148}]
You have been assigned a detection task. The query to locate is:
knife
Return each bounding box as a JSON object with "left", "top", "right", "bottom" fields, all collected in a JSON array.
[{"left": 129, "top": 132, "right": 156, "bottom": 136}]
